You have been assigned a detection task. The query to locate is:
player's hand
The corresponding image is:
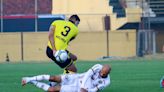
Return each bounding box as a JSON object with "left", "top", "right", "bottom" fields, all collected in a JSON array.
[{"left": 97, "top": 84, "right": 105, "bottom": 91}]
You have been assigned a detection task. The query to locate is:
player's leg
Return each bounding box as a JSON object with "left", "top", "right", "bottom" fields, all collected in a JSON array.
[
  {"left": 48, "top": 86, "right": 61, "bottom": 92},
  {"left": 46, "top": 46, "right": 57, "bottom": 62},
  {"left": 29, "top": 74, "right": 78, "bottom": 92},
  {"left": 68, "top": 52, "right": 77, "bottom": 61},
  {"left": 33, "top": 83, "right": 78, "bottom": 92},
  {"left": 46, "top": 47, "right": 77, "bottom": 74},
  {"left": 22, "top": 74, "right": 50, "bottom": 86},
  {"left": 80, "top": 88, "right": 88, "bottom": 92},
  {"left": 49, "top": 75, "right": 61, "bottom": 83},
  {"left": 31, "top": 74, "right": 78, "bottom": 91},
  {"left": 63, "top": 51, "right": 77, "bottom": 74},
  {"left": 30, "top": 81, "right": 61, "bottom": 92},
  {"left": 60, "top": 85, "right": 78, "bottom": 92},
  {"left": 30, "top": 81, "right": 50, "bottom": 91},
  {"left": 22, "top": 75, "right": 61, "bottom": 86},
  {"left": 46, "top": 46, "right": 70, "bottom": 69},
  {"left": 64, "top": 63, "right": 77, "bottom": 74}
]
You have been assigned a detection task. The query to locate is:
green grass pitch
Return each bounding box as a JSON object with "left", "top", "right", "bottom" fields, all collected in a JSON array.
[{"left": 0, "top": 59, "right": 164, "bottom": 92}]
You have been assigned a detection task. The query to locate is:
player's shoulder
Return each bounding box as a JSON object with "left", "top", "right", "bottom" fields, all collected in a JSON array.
[
  {"left": 91, "top": 64, "right": 103, "bottom": 70},
  {"left": 66, "top": 21, "right": 78, "bottom": 29},
  {"left": 92, "top": 64, "right": 103, "bottom": 68},
  {"left": 51, "top": 20, "right": 65, "bottom": 25}
]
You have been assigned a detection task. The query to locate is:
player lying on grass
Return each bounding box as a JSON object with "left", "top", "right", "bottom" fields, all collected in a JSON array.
[{"left": 22, "top": 64, "right": 111, "bottom": 92}]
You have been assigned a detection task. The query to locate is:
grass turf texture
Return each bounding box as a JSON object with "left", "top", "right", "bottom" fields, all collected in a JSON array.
[{"left": 0, "top": 59, "right": 164, "bottom": 92}]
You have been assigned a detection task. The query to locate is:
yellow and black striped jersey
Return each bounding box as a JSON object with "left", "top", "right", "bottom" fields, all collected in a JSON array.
[{"left": 48, "top": 20, "right": 79, "bottom": 50}]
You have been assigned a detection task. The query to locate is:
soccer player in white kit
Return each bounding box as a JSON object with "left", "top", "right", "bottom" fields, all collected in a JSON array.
[{"left": 22, "top": 64, "right": 111, "bottom": 92}]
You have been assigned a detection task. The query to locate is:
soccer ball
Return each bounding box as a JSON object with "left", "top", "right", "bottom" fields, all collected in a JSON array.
[{"left": 54, "top": 50, "right": 68, "bottom": 63}]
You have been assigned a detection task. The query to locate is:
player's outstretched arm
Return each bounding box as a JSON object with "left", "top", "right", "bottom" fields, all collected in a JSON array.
[
  {"left": 80, "top": 64, "right": 104, "bottom": 92},
  {"left": 48, "top": 25, "right": 57, "bottom": 54},
  {"left": 81, "top": 64, "right": 102, "bottom": 88},
  {"left": 80, "top": 68, "right": 94, "bottom": 88}
]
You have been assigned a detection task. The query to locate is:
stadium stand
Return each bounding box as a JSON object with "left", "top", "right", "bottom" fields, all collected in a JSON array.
[
  {"left": 1, "top": 15, "right": 64, "bottom": 32},
  {"left": 149, "top": 0, "right": 164, "bottom": 17},
  {"left": 3, "top": 0, "right": 52, "bottom": 15},
  {"left": 0, "top": 0, "right": 163, "bottom": 61},
  {"left": 109, "top": 0, "right": 164, "bottom": 55},
  {"left": 0, "top": 0, "right": 65, "bottom": 32},
  {"left": 37, "top": 0, "right": 52, "bottom": 14},
  {"left": 109, "top": 0, "right": 126, "bottom": 17}
]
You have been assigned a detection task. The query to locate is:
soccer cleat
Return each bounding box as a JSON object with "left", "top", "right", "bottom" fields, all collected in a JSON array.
[
  {"left": 160, "top": 77, "right": 164, "bottom": 88},
  {"left": 21, "top": 77, "right": 30, "bottom": 86}
]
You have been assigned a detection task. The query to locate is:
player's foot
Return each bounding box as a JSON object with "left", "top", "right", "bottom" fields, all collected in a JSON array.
[
  {"left": 160, "top": 77, "right": 164, "bottom": 88},
  {"left": 21, "top": 77, "right": 30, "bottom": 86}
]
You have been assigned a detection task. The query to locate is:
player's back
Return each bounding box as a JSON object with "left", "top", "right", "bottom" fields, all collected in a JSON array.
[{"left": 48, "top": 20, "right": 79, "bottom": 50}]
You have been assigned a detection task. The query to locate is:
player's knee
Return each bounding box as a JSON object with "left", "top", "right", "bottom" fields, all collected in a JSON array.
[
  {"left": 48, "top": 87, "right": 58, "bottom": 92},
  {"left": 69, "top": 54, "right": 77, "bottom": 61},
  {"left": 47, "top": 87, "right": 54, "bottom": 92},
  {"left": 67, "top": 64, "right": 77, "bottom": 73},
  {"left": 49, "top": 76, "right": 56, "bottom": 82},
  {"left": 49, "top": 86, "right": 61, "bottom": 92},
  {"left": 72, "top": 55, "right": 77, "bottom": 61},
  {"left": 49, "top": 76, "right": 61, "bottom": 82},
  {"left": 72, "top": 66, "right": 77, "bottom": 73}
]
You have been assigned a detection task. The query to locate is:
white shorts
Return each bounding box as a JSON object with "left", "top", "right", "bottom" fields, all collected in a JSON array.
[{"left": 60, "top": 74, "right": 80, "bottom": 92}]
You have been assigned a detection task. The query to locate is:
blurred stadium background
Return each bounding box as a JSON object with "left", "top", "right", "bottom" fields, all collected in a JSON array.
[
  {"left": 0, "top": 0, "right": 164, "bottom": 92},
  {"left": 0, "top": 0, "right": 164, "bottom": 62}
]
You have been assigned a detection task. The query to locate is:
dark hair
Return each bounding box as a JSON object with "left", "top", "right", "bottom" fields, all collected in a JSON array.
[{"left": 69, "top": 14, "right": 80, "bottom": 22}]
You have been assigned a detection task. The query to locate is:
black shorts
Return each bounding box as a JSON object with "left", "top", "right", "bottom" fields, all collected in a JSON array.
[{"left": 46, "top": 46, "right": 72, "bottom": 68}]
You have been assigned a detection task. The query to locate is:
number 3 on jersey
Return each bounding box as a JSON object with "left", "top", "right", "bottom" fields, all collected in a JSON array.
[{"left": 61, "top": 26, "right": 71, "bottom": 36}]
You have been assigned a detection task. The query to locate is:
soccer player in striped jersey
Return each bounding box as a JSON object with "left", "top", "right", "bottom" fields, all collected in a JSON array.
[
  {"left": 46, "top": 14, "right": 80, "bottom": 74},
  {"left": 22, "top": 64, "right": 111, "bottom": 92}
]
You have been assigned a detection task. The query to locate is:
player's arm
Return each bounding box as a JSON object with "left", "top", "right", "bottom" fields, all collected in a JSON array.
[
  {"left": 81, "top": 87, "right": 102, "bottom": 92},
  {"left": 80, "top": 64, "right": 102, "bottom": 90},
  {"left": 88, "top": 78, "right": 110, "bottom": 92},
  {"left": 48, "top": 25, "right": 57, "bottom": 53},
  {"left": 80, "top": 85, "right": 106, "bottom": 92},
  {"left": 80, "top": 69, "right": 93, "bottom": 89},
  {"left": 85, "top": 84, "right": 105, "bottom": 92}
]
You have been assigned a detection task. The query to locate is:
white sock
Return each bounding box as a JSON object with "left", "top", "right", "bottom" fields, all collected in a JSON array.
[
  {"left": 29, "top": 74, "right": 50, "bottom": 81},
  {"left": 31, "top": 81, "right": 50, "bottom": 91}
]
